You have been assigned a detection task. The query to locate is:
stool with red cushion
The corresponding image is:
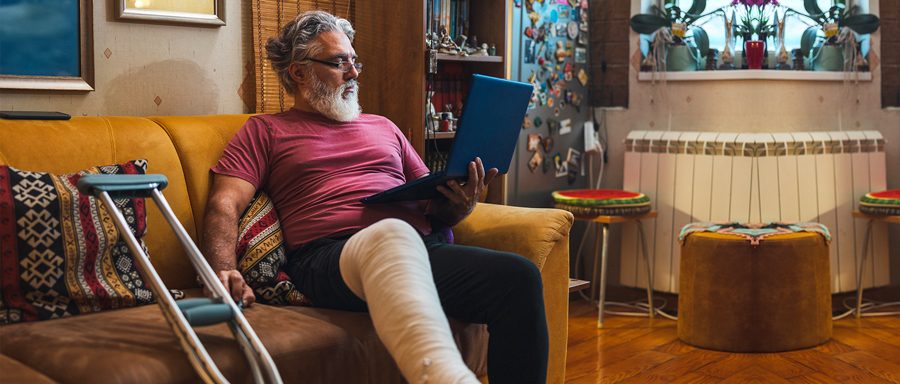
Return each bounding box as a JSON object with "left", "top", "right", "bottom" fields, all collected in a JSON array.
[{"left": 552, "top": 189, "right": 655, "bottom": 328}]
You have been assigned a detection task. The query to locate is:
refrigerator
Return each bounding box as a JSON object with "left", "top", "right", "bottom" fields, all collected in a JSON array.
[{"left": 508, "top": 0, "right": 593, "bottom": 208}]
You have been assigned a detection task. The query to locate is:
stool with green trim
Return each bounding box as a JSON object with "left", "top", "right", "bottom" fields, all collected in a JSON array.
[
  {"left": 552, "top": 189, "right": 657, "bottom": 328},
  {"left": 854, "top": 190, "right": 900, "bottom": 317}
]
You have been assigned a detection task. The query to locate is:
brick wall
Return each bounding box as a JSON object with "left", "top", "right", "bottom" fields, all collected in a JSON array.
[
  {"left": 883, "top": 0, "right": 899, "bottom": 108},
  {"left": 590, "top": 0, "right": 630, "bottom": 108}
]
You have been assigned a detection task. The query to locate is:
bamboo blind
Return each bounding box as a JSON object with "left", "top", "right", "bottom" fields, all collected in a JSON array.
[{"left": 251, "top": 0, "right": 354, "bottom": 113}]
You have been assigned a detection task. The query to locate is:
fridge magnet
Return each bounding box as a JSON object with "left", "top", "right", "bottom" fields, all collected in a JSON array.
[
  {"left": 581, "top": 0, "right": 588, "bottom": 8},
  {"left": 558, "top": 5, "right": 569, "bottom": 18},
  {"left": 524, "top": 42, "right": 536, "bottom": 64},
  {"left": 527, "top": 134, "right": 541, "bottom": 151},
  {"left": 555, "top": 159, "right": 568, "bottom": 178},
  {"left": 515, "top": 0, "right": 522, "bottom": 7},
  {"left": 547, "top": 118, "right": 558, "bottom": 135},
  {"left": 577, "top": 68, "right": 589, "bottom": 86},
  {"left": 567, "top": 166, "right": 578, "bottom": 184},
  {"left": 554, "top": 88, "right": 561, "bottom": 97},
  {"left": 553, "top": 152, "right": 563, "bottom": 169},
  {"left": 572, "top": 94, "right": 582, "bottom": 112},
  {"left": 543, "top": 154, "right": 552, "bottom": 173},
  {"left": 580, "top": 9, "right": 588, "bottom": 22},
  {"left": 567, "top": 148, "right": 582, "bottom": 168},
  {"left": 528, "top": 151, "right": 543, "bottom": 172},
  {"left": 523, "top": 116, "right": 532, "bottom": 129},
  {"left": 555, "top": 42, "right": 567, "bottom": 62},
  {"left": 565, "top": 91, "right": 573, "bottom": 103},
  {"left": 564, "top": 71, "right": 573, "bottom": 82},
  {"left": 554, "top": 107, "right": 560, "bottom": 116},
  {"left": 529, "top": 12, "right": 541, "bottom": 25},
  {"left": 542, "top": 137, "right": 554, "bottom": 153},
  {"left": 534, "top": 116, "right": 543, "bottom": 127},
  {"left": 539, "top": 91, "right": 548, "bottom": 106},
  {"left": 580, "top": 21, "right": 588, "bottom": 31},
  {"left": 528, "top": 69, "right": 537, "bottom": 84},
  {"left": 559, "top": 118, "right": 572, "bottom": 135},
  {"left": 559, "top": 100, "right": 567, "bottom": 109},
  {"left": 569, "top": 0, "right": 579, "bottom": 7},
  {"left": 575, "top": 47, "right": 587, "bottom": 63},
  {"left": 525, "top": 26, "right": 534, "bottom": 39},
  {"left": 566, "top": 42, "right": 574, "bottom": 57},
  {"left": 567, "top": 21, "right": 579, "bottom": 39},
  {"left": 577, "top": 31, "right": 588, "bottom": 46},
  {"left": 549, "top": 9, "right": 558, "bottom": 23},
  {"left": 548, "top": 97, "right": 554, "bottom": 107},
  {"left": 555, "top": 23, "right": 567, "bottom": 37}
]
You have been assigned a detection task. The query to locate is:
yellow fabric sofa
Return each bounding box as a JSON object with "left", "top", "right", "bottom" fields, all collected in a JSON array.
[{"left": 0, "top": 115, "right": 573, "bottom": 384}]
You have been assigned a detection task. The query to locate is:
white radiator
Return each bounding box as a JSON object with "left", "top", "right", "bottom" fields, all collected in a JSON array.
[{"left": 620, "top": 131, "right": 889, "bottom": 294}]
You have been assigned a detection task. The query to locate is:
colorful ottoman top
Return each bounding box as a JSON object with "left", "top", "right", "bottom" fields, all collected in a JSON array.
[
  {"left": 551, "top": 189, "right": 649, "bottom": 207},
  {"left": 679, "top": 222, "right": 832, "bottom": 246},
  {"left": 860, "top": 190, "right": 900, "bottom": 207}
]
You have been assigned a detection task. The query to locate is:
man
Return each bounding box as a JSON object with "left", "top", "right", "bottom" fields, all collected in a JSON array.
[{"left": 202, "top": 10, "right": 548, "bottom": 384}]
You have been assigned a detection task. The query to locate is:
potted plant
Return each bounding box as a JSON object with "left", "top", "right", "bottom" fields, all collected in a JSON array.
[
  {"left": 784, "top": 0, "right": 880, "bottom": 71},
  {"left": 732, "top": 0, "right": 778, "bottom": 69},
  {"left": 630, "top": 0, "right": 725, "bottom": 72}
]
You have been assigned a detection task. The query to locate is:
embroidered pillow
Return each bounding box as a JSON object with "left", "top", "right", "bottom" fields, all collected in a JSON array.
[
  {"left": 0, "top": 160, "right": 181, "bottom": 324},
  {"left": 236, "top": 191, "right": 311, "bottom": 306}
]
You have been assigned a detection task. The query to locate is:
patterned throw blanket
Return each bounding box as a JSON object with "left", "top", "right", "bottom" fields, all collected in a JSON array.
[{"left": 679, "top": 222, "right": 832, "bottom": 246}]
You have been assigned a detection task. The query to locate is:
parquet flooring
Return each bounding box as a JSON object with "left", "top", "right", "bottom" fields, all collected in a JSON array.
[{"left": 566, "top": 298, "right": 900, "bottom": 383}]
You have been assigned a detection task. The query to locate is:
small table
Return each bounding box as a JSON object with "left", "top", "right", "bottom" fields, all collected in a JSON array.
[
  {"left": 572, "top": 211, "right": 658, "bottom": 328},
  {"left": 851, "top": 211, "right": 900, "bottom": 317}
]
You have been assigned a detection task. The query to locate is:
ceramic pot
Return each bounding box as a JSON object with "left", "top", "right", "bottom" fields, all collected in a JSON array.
[
  {"left": 744, "top": 40, "right": 765, "bottom": 70},
  {"left": 667, "top": 44, "right": 698, "bottom": 72},
  {"left": 812, "top": 44, "right": 844, "bottom": 71}
]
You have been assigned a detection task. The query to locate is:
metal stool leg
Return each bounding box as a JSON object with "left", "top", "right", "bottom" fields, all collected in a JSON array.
[
  {"left": 590, "top": 222, "right": 600, "bottom": 303},
  {"left": 636, "top": 220, "right": 655, "bottom": 319},
  {"left": 597, "top": 223, "right": 610, "bottom": 328},
  {"left": 856, "top": 219, "right": 876, "bottom": 318}
]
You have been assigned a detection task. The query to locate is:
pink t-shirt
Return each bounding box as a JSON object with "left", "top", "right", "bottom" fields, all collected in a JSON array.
[{"left": 212, "top": 108, "right": 431, "bottom": 251}]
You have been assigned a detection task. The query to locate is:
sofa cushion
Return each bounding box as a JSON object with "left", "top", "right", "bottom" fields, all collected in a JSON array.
[
  {"left": 0, "top": 288, "right": 487, "bottom": 384},
  {"left": 236, "top": 191, "right": 310, "bottom": 306},
  {"left": 0, "top": 161, "right": 171, "bottom": 323},
  {"left": 1, "top": 355, "right": 59, "bottom": 384}
]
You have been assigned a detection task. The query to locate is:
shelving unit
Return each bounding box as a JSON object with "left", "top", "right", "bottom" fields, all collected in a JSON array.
[{"left": 353, "top": 0, "right": 510, "bottom": 204}]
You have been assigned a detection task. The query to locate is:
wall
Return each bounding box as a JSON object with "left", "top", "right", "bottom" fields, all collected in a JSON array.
[
  {"left": 581, "top": 0, "right": 900, "bottom": 288},
  {"left": 0, "top": 0, "right": 250, "bottom": 117}
]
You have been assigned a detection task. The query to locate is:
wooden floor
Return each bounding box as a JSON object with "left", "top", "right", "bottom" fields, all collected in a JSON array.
[{"left": 565, "top": 298, "right": 900, "bottom": 383}]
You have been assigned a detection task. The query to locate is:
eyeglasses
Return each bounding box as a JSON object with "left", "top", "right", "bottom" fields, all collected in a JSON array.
[{"left": 302, "top": 58, "right": 363, "bottom": 73}]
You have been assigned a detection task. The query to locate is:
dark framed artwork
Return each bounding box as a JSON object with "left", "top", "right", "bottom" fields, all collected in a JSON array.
[
  {"left": 0, "top": 0, "right": 94, "bottom": 91},
  {"left": 116, "top": 0, "right": 225, "bottom": 26}
]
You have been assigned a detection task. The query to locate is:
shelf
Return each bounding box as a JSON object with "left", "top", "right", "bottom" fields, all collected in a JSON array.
[
  {"left": 426, "top": 131, "right": 456, "bottom": 139},
  {"left": 569, "top": 279, "right": 591, "bottom": 293},
  {"left": 436, "top": 53, "right": 503, "bottom": 63},
  {"left": 638, "top": 70, "right": 873, "bottom": 82}
]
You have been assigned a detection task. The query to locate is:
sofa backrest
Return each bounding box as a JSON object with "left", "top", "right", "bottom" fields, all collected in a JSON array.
[{"left": 0, "top": 115, "right": 252, "bottom": 290}]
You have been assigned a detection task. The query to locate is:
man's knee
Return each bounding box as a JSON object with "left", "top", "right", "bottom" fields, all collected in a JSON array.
[{"left": 347, "top": 218, "right": 428, "bottom": 264}]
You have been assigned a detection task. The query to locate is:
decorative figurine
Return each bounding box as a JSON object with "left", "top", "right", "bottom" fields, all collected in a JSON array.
[
  {"left": 792, "top": 49, "right": 805, "bottom": 71},
  {"left": 490, "top": 44, "right": 496, "bottom": 56},
  {"left": 437, "top": 26, "right": 458, "bottom": 55},
  {"left": 470, "top": 35, "right": 478, "bottom": 49},
  {"left": 705, "top": 49, "right": 719, "bottom": 71}
]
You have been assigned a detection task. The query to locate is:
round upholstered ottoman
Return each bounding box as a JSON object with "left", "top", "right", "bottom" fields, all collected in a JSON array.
[{"left": 677, "top": 223, "right": 832, "bottom": 352}]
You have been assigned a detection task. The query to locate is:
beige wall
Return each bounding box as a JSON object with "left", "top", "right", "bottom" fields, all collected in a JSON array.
[
  {"left": 0, "top": 0, "right": 249, "bottom": 117},
  {"left": 588, "top": 0, "right": 900, "bottom": 286}
]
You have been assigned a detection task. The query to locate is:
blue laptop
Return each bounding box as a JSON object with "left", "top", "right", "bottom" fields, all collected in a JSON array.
[{"left": 361, "top": 74, "right": 533, "bottom": 204}]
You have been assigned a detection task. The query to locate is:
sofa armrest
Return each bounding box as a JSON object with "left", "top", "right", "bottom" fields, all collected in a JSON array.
[{"left": 453, "top": 203, "right": 573, "bottom": 384}]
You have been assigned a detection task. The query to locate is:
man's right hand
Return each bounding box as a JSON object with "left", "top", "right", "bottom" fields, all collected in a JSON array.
[{"left": 213, "top": 269, "right": 256, "bottom": 307}]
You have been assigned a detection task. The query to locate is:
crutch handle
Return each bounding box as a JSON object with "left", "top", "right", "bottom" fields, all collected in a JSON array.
[{"left": 76, "top": 174, "right": 168, "bottom": 198}]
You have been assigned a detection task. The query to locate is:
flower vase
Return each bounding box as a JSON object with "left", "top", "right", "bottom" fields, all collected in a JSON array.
[
  {"left": 744, "top": 40, "right": 765, "bottom": 70},
  {"left": 667, "top": 43, "right": 698, "bottom": 72},
  {"left": 812, "top": 43, "right": 844, "bottom": 72}
]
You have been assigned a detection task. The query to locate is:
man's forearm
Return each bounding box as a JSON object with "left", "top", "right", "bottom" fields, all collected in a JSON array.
[{"left": 201, "top": 203, "right": 241, "bottom": 273}]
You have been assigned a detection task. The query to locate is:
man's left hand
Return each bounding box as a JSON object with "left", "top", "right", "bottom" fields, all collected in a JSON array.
[{"left": 430, "top": 157, "right": 498, "bottom": 225}]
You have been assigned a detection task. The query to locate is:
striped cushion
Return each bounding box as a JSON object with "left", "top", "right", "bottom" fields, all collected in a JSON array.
[
  {"left": 235, "top": 191, "right": 311, "bottom": 306},
  {"left": 552, "top": 189, "right": 650, "bottom": 207},
  {"left": 553, "top": 202, "right": 652, "bottom": 216},
  {"left": 0, "top": 160, "right": 184, "bottom": 323}
]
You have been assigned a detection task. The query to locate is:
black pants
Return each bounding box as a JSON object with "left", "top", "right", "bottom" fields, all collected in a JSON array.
[{"left": 285, "top": 231, "right": 549, "bottom": 384}]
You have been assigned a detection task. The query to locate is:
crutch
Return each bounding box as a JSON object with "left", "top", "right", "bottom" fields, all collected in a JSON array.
[{"left": 76, "top": 174, "right": 282, "bottom": 384}]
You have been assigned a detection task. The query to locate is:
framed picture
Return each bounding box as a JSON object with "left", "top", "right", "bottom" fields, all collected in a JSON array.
[
  {"left": 527, "top": 134, "right": 541, "bottom": 152},
  {"left": 0, "top": 0, "right": 94, "bottom": 91},
  {"left": 567, "top": 148, "right": 582, "bottom": 168},
  {"left": 575, "top": 47, "right": 587, "bottom": 63},
  {"left": 116, "top": 0, "right": 226, "bottom": 26}
]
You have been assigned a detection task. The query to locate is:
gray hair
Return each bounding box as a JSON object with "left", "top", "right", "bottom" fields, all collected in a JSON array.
[{"left": 266, "top": 11, "right": 355, "bottom": 95}]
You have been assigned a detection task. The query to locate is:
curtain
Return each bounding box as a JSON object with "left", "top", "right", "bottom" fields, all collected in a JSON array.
[{"left": 251, "top": 0, "right": 354, "bottom": 113}]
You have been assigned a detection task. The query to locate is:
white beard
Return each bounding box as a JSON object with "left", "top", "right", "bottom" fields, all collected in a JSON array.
[{"left": 303, "top": 75, "right": 361, "bottom": 122}]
